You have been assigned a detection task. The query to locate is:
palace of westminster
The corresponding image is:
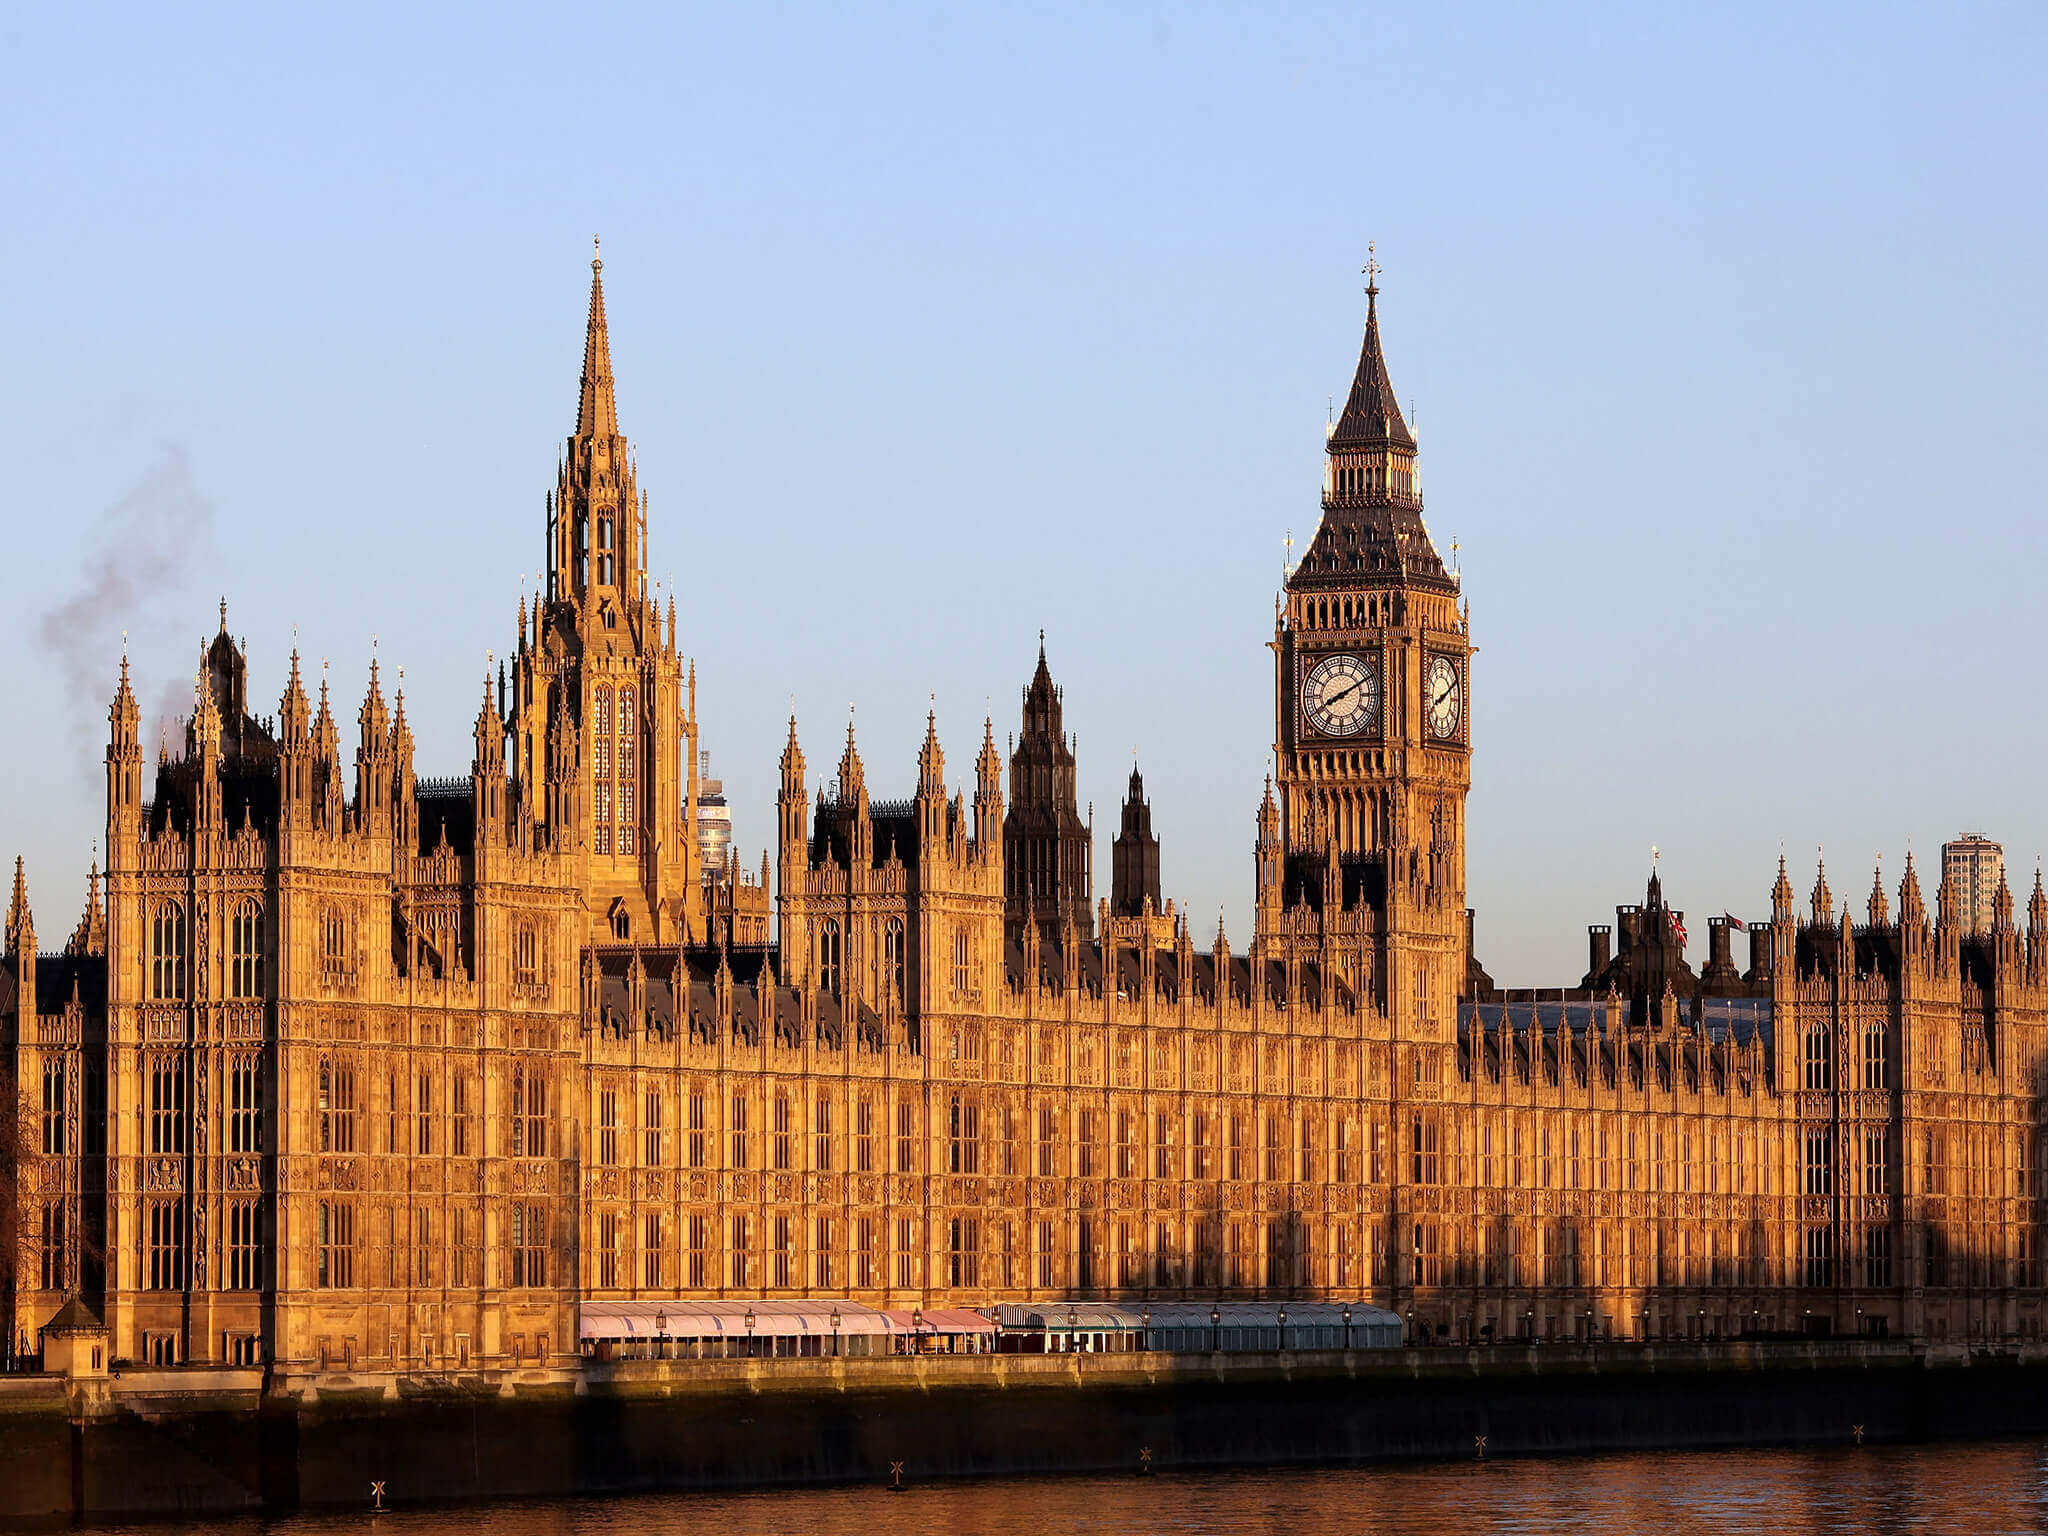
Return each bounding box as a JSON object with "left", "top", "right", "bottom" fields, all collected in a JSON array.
[{"left": 6, "top": 251, "right": 2047, "bottom": 1374}]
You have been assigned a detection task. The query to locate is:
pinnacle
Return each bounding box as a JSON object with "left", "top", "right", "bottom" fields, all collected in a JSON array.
[{"left": 575, "top": 241, "right": 619, "bottom": 439}]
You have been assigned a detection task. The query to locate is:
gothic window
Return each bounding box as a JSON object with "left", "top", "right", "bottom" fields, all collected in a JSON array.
[
  {"left": 616, "top": 686, "right": 636, "bottom": 855},
  {"left": 598, "top": 1086, "right": 619, "bottom": 1167},
  {"left": 883, "top": 918, "right": 904, "bottom": 1000},
  {"left": 414, "top": 1209, "right": 434, "bottom": 1289},
  {"left": 772, "top": 1091, "right": 792, "bottom": 1170},
  {"left": 952, "top": 926, "right": 970, "bottom": 999},
  {"left": 950, "top": 1094, "right": 982, "bottom": 1175},
  {"left": 814, "top": 1216, "right": 834, "bottom": 1289},
  {"left": 39, "top": 1200, "right": 68, "bottom": 1291},
  {"left": 597, "top": 1211, "right": 621, "bottom": 1288},
  {"left": 895, "top": 1100, "right": 916, "bottom": 1173},
  {"left": 509, "top": 1202, "right": 547, "bottom": 1288},
  {"left": 148, "top": 1055, "right": 186, "bottom": 1155},
  {"left": 229, "top": 1054, "right": 262, "bottom": 1154},
  {"left": 317, "top": 1057, "right": 356, "bottom": 1153},
  {"left": 146, "top": 1199, "right": 186, "bottom": 1290},
  {"left": 643, "top": 1088, "right": 664, "bottom": 1166},
  {"left": 512, "top": 1067, "right": 549, "bottom": 1158},
  {"left": 150, "top": 901, "right": 186, "bottom": 1000},
  {"left": 856, "top": 1095, "right": 876, "bottom": 1173},
  {"left": 227, "top": 1201, "right": 262, "bottom": 1290},
  {"left": 813, "top": 1093, "right": 832, "bottom": 1171},
  {"left": 416, "top": 1071, "right": 433, "bottom": 1156},
  {"left": 1803, "top": 1022, "right": 1831, "bottom": 1091},
  {"left": 230, "top": 900, "right": 263, "bottom": 998},
  {"left": 817, "top": 920, "right": 841, "bottom": 997},
  {"left": 688, "top": 1088, "right": 707, "bottom": 1168},
  {"left": 598, "top": 516, "right": 615, "bottom": 588},
  {"left": 513, "top": 921, "right": 539, "bottom": 988},
  {"left": 688, "top": 1213, "right": 709, "bottom": 1288},
  {"left": 451, "top": 1073, "right": 473, "bottom": 1157},
  {"left": 593, "top": 688, "right": 613, "bottom": 855},
  {"left": 1410, "top": 1113, "right": 1441, "bottom": 1185},
  {"left": 730, "top": 1092, "right": 750, "bottom": 1168},
  {"left": 731, "top": 1213, "right": 752, "bottom": 1288},
  {"left": 1863, "top": 1019, "right": 1887, "bottom": 1090},
  {"left": 1863, "top": 1128, "right": 1889, "bottom": 1195},
  {"left": 40, "top": 1058, "right": 65, "bottom": 1156},
  {"left": 643, "top": 1211, "right": 663, "bottom": 1289},
  {"left": 1804, "top": 1131, "right": 1832, "bottom": 1195},
  {"left": 321, "top": 903, "right": 351, "bottom": 983}
]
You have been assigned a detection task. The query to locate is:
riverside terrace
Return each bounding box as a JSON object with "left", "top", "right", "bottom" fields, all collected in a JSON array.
[{"left": 572, "top": 1298, "right": 1405, "bottom": 1358}]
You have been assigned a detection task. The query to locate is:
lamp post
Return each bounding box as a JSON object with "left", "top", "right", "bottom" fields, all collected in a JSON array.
[
  {"left": 831, "top": 1307, "right": 842, "bottom": 1358},
  {"left": 1066, "top": 1306, "right": 1077, "bottom": 1355},
  {"left": 1211, "top": 1305, "right": 1221, "bottom": 1353},
  {"left": 1343, "top": 1304, "right": 1353, "bottom": 1351},
  {"left": 655, "top": 1309, "right": 668, "bottom": 1361},
  {"left": 745, "top": 1306, "right": 757, "bottom": 1358},
  {"left": 913, "top": 1306, "right": 924, "bottom": 1356},
  {"left": 1140, "top": 1308, "right": 1151, "bottom": 1355},
  {"left": 1277, "top": 1306, "right": 1288, "bottom": 1353}
]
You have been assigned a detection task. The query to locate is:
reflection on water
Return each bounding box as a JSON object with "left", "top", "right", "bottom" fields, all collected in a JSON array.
[{"left": 61, "top": 1440, "right": 2048, "bottom": 1536}]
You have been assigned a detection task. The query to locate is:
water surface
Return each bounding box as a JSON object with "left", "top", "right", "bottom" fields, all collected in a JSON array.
[{"left": 63, "top": 1440, "right": 2048, "bottom": 1535}]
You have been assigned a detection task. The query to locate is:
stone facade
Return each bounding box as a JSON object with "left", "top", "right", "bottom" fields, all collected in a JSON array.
[{"left": 6, "top": 251, "right": 2048, "bottom": 1373}]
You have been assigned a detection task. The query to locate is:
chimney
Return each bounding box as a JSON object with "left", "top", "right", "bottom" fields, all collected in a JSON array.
[{"left": 1588, "top": 924, "right": 1612, "bottom": 976}]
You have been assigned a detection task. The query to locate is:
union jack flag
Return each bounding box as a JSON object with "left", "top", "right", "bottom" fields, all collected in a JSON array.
[{"left": 1670, "top": 914, "right": 1688, "bottom": 946}]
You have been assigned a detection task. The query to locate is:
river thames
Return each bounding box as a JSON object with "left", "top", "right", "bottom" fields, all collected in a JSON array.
[{"left": 40, "top": 1438, "right": 2048, "bottom": 1534}]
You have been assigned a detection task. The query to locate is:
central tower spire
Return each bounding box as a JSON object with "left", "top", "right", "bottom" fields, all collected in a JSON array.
[{"left": 576, "top": 238, "right": 619, "bottom": 439}]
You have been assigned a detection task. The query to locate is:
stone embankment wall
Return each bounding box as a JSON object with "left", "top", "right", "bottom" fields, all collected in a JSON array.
[{"left": 4, "top": 1342, "right": 2046, "bottom": 1521}]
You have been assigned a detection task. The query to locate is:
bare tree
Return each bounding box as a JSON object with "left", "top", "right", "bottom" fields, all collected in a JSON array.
[{"left": 0, "top": 1065, "right": 23, "bottom": 1365}]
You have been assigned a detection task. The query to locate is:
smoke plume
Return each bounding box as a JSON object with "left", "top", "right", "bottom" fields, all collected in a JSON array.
[{"left": 38, "top": 448, "right": 216, "bottom": 765}]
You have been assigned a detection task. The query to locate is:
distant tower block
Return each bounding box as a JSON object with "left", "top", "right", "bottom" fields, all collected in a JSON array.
[{"left": 1942, "top": 834, "right": 2004, "bottom": 937}]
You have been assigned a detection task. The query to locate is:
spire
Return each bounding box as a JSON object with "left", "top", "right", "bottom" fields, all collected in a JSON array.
[
  {"left": 837, "top": 711, "right": 865, "bottom": 803},
  {"left": 918, "top": 709, "right": 944, "bottom": 797},
  {"left": 2028, "top": 865, "right": 2047, "bottom": 965},
  {"left": 1809, "top": 852, "right": 1831, "bottom": 926},
  {"left": 1868, "top": 859, "right": 1890, "bottom": 928},
  {"left": 66, "top": 859, "right": 104, "bottom": 959},
  {"left": 576, "top": 238, "right": 619, "bottom": 438},
  {"left": 280, "top": 649, "right": 310, "bottom": 743},
  {"left": 1900, "top": 850, "right": 1927, "bottom": 933},
  {"left": 6, "top": 857, "right": 32, "bottom": 957},
  {"left": 1330, "top": 251, "right": 1415, "bottom": 451},
  {"left": 779, "top": 716, "right": 805, "bottom": 790}
]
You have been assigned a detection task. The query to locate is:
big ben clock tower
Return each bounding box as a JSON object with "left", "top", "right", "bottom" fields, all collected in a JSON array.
[{"left": 1272, "top": 258, "right": 1472, "bottom": 922}]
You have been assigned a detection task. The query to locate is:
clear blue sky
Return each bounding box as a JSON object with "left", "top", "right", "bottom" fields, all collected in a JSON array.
[{"left": 3, "top": 2, "right": 2044, "bottom": 985}]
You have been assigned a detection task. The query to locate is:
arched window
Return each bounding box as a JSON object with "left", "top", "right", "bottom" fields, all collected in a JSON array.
[
  {"left": 230, "top": 900, "right": 263, "bottom": 999},
  {"left": 817, "top": 920, "right": 841, "bottom": 997},
  {"left": 513, "top": 921, "right": 539, "bottom": 987},
  {"left": 150, "top": 902, "right": 186, "bottom": 1000},
  {"left": 321, "top": 903, "right": 350, "bottom": 982},
  {"left": 616, "top": 686, "right": 636, "bottom": 855},
  {"left": 598, "top": 516, "right": 615, "bottom": 588},
  {"left": 593, "top": 687, "right": 614, "bottom": 855},
  {"left": 883, "top": 919, "right": 904, "bottom": 1001},
  {"left": 952, "top": 927, "right": 970, "bottom": 999}
]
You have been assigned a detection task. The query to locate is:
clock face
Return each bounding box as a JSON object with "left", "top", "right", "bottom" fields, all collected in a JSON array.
[
  {"left": 1302, "top": 652, "right": 1379, "bottom": 738},
  {"left": 1426, "top": 654, "right": 1463, "bottom": 740}
]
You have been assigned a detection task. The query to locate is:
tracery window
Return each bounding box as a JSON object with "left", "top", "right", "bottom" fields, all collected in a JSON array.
[
  {"left": 150, "top": 901, "right": 186, "bottom": 1000},
  {"left": 320, "top": 903, "right": 351, "bottom": 983},
  {"left": 593, "top": 688, "right": 613, "bottom": 855},
  {"left": 317, "top": 1057, "right": 356, "bottom": 1153},
  {"left": 883, "top": 919, "right": 905, "bottom": 1001},
  {"left": 817, "top": 920, "right": 841, "bottom": 997},
  {"left": 148, "top": 1055, "right": 186, "bottom": 1155},
  {"left": 511, "top": 1067, "right": 549, "bottom": 1158},
  {"left": 616, "top": 686, "right": 636, "bottom": 855},
  {"left": 229, "top": 1053, "right": 262, "bottom": 1154},
  {"left": 40, "top": 1058, "right": 66, "bottom": 1156},
  {"left": 230, "top": 900, "right": 263, "bottom": 998},
  {"left": 513, "top": 921, "right": 539, "bottom": 988}
]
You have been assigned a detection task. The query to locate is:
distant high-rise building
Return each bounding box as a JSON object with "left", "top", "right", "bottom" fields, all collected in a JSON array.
[
  {"left": 1943, "top": 834, "right": 2004, "bottom": 935},
  {"left": 697, "top": 752, "right": 732, "bottom": 876}
]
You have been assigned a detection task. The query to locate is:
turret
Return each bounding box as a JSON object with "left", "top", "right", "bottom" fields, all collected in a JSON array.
[
  {"left": 65, "top": 859, "right": 105, "bottom": 959},
  {"left": 916, "top": 710, "right": 945, "bottom": 849},
  {"left": 778, "top": 718, "right": 807, "bottom": 873},
  {"left": 1111, "top": 760, "right": 1162, "bottom": 919},
  {"left": 1867, "top": 860, "right": 1890, "bottom": 929},
  {"left": 473, "top": 675, "right": 507, "bottom": 836},
  {"left": 106, "top": 655, "right": 142, "bottom": 846},
  {"left": 974, "top": 717, "right": 1002, "bottom": 851},
  {"left": 1898, "top": 851, "right": 1929, "bottom": 962},
  {"left": 2026, "top": 867, "right": 2047, "bottom": 983},
  {"left": 355, "top": 656, "right": 393, "bottom": 831},
  {"left": 391, "top": 681, "right": 417, "bottom": 851},
  {"left": 6, "top": 857, "right": 34, "bottom": 961}
]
